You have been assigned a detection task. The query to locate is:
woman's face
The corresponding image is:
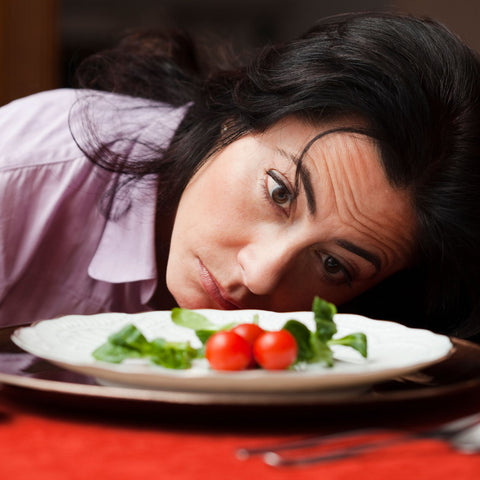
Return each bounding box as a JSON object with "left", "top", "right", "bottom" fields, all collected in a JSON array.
[{"left": 166, "top": 117, "right": 416, "bottom": 312}]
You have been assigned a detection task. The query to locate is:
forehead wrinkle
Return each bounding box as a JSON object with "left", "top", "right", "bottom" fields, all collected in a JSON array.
[
  {"left": 295, "top": 127, "right": 374, "bottom": 216},
  {"left": 321, "top": 157, "right": 398, "bottom": 270},
  {"left": 318, "top": 134, "right": 414, "bottom": 269},
  {"left": 338, "top": 176, "right": 413, "bottom": 267},
  {"left": 337, "top": 194, "right": 412, "bottom": 270},
  {"left": 318, "top": 141, "right": 390, "bottom": 265},
  {"left": 345, "top": 141, "right": 415, "bottom": 260}
]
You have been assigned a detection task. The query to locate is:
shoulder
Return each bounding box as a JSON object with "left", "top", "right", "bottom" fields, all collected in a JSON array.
[
  {"left": 0, "top": 89, "right": 86, "bottom": 171},
  {"left": 0, "top": 89, "right": 188, "bottom": 171}
]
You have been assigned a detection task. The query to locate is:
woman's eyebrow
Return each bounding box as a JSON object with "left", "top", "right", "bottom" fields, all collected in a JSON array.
[
  {"left": 335, "top": 239, "right": 381, "bottom": 272},
  {"left": 276, "top": 148, "right": 317, "bottom": 214}
]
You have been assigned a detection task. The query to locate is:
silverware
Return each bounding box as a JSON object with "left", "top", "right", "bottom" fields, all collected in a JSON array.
[{"left": 236, "top": 413, "right": 480, "bottom": 467}]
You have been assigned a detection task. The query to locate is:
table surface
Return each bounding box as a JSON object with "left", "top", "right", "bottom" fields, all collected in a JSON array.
[{"left": 2, "top": 324, "right": 480, "bottom": 479}]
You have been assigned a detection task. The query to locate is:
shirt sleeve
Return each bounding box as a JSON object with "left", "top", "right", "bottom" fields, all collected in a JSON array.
[
  {"left": 0, "top": 89, "right": 187, "bottom": 309},
  {"left": 0, "top": 89, "right": 86, "bottom": 294}
]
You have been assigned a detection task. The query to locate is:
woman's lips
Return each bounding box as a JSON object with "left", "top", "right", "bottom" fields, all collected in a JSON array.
[{"left": 198, "top": 260, "right": 241, "bottom": 310}]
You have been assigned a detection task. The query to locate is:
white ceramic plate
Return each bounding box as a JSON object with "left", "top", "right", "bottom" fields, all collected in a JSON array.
[{"left": 11, "top": 310, "right": 453, "bottom": 394}]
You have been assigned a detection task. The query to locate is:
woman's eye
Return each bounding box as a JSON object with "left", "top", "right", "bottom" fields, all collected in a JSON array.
[
  {"left": 266, "top": 170, "right": 293, "bottom": 208},
  {"left": 319, "top": 253, "right": 353, "bottom": 287},
  {"left": 324, "top": 256, "right": 342, "bottom": 274}
]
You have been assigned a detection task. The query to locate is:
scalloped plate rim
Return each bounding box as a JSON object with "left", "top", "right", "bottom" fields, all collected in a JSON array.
[{"left": 10, "top": 310, "right": 454, "bottom": 394}]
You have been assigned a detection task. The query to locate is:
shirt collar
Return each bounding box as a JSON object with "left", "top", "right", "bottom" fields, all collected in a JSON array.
[{"left": 88, "top": 176, "right": 158, "bottom": 303}]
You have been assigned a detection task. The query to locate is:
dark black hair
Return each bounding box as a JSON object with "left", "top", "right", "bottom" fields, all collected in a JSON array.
[{"left": 73, "top": 12, "right": 480, "bottom": 337}]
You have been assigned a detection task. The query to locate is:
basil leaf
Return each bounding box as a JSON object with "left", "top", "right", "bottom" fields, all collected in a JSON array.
[
  {"left": 171, "top": 308, "right": 218, "bottom": 330},
  {"left": 312, "top": 296, "right": 337, "bottom": 322},
  {"left": 310, "top": 334, "right": 334, "bottom": 367},
  {"left": 92, "top": 322, "right": 201, "bottom": 368},
  {"left": 195, "top": 329, "right": 217, "bottom": 345},
  {"left": 312, "top": 297, "right": 337, "bottom": 342},
  {"left": 314, "top": 319, "right": 337, "bottom": 343},
  {"left": 328, "top": 333, "right": 368, "bottom": 358},
  {"left": 92, "top": 342, "right": 142, "bottom": 363},
  {"left": 171, "top": 307, "right": 238, "bottom": 336},
  {"left": 148, "top": 338, "right": 198, "bottom": 369},
  {"left": 107, "top": 323, "right": 150, "bottom": 352},
  {"left": 282, "top": 319, "right": 314, "bottom": 362}
]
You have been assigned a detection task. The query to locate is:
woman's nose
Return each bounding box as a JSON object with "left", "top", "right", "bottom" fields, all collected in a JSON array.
[{"left": 237, "top": 238, "right": 298, "bottom": 296}]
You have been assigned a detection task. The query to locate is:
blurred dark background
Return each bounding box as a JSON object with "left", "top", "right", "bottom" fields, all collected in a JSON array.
[{"left": 1, "top": 0, "right": 479, "bottom": 106}]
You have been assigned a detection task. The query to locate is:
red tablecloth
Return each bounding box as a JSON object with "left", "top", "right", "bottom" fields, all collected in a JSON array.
[{"left": 1, "top": 389, "right": 480, "bottom": 480}]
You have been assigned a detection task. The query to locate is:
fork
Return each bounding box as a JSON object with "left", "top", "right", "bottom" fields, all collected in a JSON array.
[{"left": 236, "top": 412, "right": 480, "bottom": 467}]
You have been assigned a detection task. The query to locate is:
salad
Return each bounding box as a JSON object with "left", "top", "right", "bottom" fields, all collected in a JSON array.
[{"left": 92, "top": 297, "right": 367, "bottom": 371}]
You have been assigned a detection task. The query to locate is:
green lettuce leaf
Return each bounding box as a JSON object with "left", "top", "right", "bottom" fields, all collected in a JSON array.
[
  {"left": 328, "top": 333, "right": 368, "bottom": 358},
  {"left": 149, "top": 338, "right": 198, "bottom": 369},
  {"left": 282, "top": 319, "right": 314, "bottom": 363}
]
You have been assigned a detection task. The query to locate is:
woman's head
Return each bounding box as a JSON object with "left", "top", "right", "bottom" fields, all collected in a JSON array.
[
  {"left": 75, "top": 12, "right": 480, "bottom": 334},
  {"left": 175, "top": 12, "right": 480, "bottom": 332}
]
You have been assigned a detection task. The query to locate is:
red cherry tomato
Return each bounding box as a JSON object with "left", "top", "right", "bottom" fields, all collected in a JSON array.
[
  {"left": 231, "top": 323, "right": 264, "bottom": 368},
  {"left": 205, "top": 331, "right": 252, "bottom": 371},
  {"left": 231, "top": 323, "right": 264, "bottom": 346},
  {"left": 253, "top": 330, "right": 298, "bottom": 370}
]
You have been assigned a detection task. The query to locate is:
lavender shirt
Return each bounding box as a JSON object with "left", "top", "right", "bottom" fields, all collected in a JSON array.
[{"left": 0, "top": 89, "right": 186, "bottom": 326}]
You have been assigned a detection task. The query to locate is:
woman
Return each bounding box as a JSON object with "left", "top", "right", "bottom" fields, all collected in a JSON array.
[{"left": 0, "top": 12, "right": 479, "bottom": 339}]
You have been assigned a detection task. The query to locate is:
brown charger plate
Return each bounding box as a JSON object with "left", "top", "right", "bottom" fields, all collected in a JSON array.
[{"left": 1, "top": 323, "right": 480, "bottom": 424}]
